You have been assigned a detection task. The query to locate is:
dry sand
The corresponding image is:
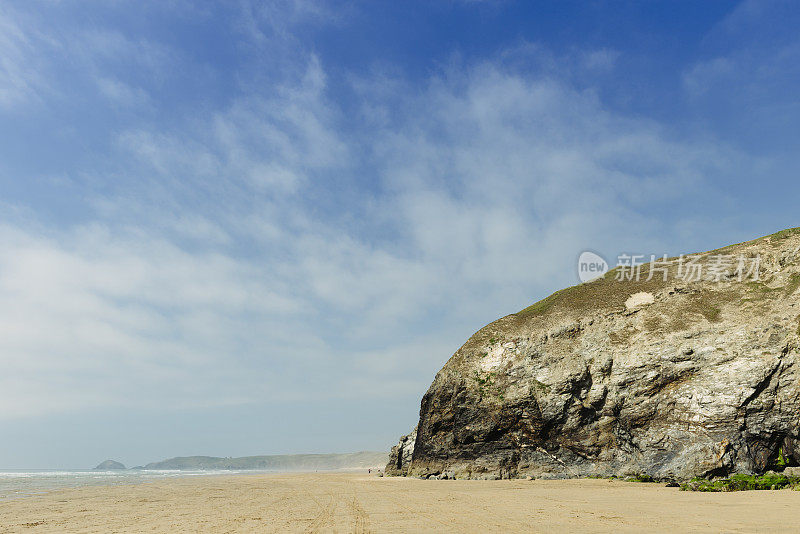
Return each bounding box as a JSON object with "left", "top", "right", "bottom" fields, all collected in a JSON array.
[{"left": 2, "top": 472, "right": 800, "bottom": 533}]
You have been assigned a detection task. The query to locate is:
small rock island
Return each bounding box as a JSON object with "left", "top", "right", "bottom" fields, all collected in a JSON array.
[{"left": 94, "top": 460, "right": 126, "bottom": 470}]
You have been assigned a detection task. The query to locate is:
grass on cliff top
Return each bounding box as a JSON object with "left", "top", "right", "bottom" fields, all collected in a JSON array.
[
  {"left": 786, "top": 273, "right": 800, "bottom": 296},
  {"left": 680, "top": 473, "right": 800, "bottom": 492},
  {"left": 710, "top": 226, "right": 800, "bottom": 253},
  {"left": 514, "top": 231, "right": 800, "bottom": 321},
  {"left": 516, "top": 267, "right": 666, "bottom": 319},
  {"left": 768, "top": 227, "right": 800, "bottom": 241},
  {"left": 516, "top": 268, "right": 736, "bottom": 323}
]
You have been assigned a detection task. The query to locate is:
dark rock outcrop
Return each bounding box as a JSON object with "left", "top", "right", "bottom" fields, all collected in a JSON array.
[{"left": 390, "top": 229, "right": 800, "bottom": 480}]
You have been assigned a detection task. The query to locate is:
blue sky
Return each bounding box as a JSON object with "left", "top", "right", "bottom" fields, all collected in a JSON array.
[{"left": 1, "top": 0, "right": 799, "bottom": 468}]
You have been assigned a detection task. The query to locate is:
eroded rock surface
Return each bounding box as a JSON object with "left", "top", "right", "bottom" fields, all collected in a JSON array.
[
  {"left": 386, "top": 427, "right": 417, "bottom": 476},
  {"left": 389, "top": 229, "right": 800, "bottom": 480}
]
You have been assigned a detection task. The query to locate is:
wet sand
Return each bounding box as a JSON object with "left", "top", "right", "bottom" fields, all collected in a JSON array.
[{"left": 2, "top": 472, "right": 800, "bottom": 533}]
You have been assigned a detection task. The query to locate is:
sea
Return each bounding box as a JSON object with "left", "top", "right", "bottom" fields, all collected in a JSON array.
[{"left": 0, "top": 469, "right": 265, "bottom": 500}]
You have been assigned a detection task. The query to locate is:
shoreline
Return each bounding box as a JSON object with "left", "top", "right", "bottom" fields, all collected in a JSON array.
[
  {"left": 0, "top": 467, "right": 384, "bottom": 502},
  {"left": 2, "top": 472, "right": 800, "bottom": 532}
]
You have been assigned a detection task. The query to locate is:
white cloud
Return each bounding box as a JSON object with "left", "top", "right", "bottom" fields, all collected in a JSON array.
[
  {"left": 0, "top": 5, "right": 756, "bottom": 422},
  {"left": 0, "top": 6, "right": 176, "bottom": 112},
  {"left": 117, "top": 57, "right": 346, "bottom": 203},
  {"left": 367, "top": 64, "right": 731, "bottom": 291},
  {"left": 0, "top": 222, "right": 321, "bottom": 417},
  {"left": 0, "top": 5, "right": 51, "bottom": 109},
  {"left": 95, "top": 77, "right": 150, "bottom": 107},
  {"left": 237, "top": 0, "right": 337, "bottom": 42}
]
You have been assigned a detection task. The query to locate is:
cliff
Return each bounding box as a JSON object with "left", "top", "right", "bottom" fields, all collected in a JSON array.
[{"left": 390, "top": 228, "right": 800, "bottom": 480}]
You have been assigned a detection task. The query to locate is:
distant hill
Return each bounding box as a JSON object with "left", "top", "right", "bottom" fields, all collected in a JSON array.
[
  {"left": 142, "top": 451, "right": 387, "bottom": 471},
  {"left": 94, "top": 460, "right": 126, "bottom": 470}
]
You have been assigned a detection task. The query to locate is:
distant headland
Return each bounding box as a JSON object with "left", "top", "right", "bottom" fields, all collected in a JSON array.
[{"left": 94, "top": 451, "right": 387, "bottom": 471}]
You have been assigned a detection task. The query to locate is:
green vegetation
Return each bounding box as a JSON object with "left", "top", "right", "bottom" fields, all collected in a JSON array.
[
  {"left": 473, "top": 371, "right": 505, "bottom": 401},
  {"left": 680, "top": 473, "right": 800, "bottom": 492},
  {"left": 746, "top": 281, "right": 779, "bottom": 295},
  {"left": 531, "top": 379, "right": 550, "bottom": 394},
  {"left": 768, "top": 228, "right": 800, "bottom": 241},
  {"left": 785, "top": 273, "right": 800, "bottom": 296},
  {"left": 642, "top": 316, "right": 662, "bottom": 332},
  {"left": 680, "top": 289, "right": 742, "bottom": 324},
  {"left": 705, "top": 227, "right": 800, "bottom": 254},
  {"left": 518, "top": 290, "right": 562, "bottom": 317},
  {"left": 741, "top": 282, "right": 782, "bottom": 306},
  {"left": 517, "top": 269, "right": 665, "bottom": 319},
  {"left": 742, "top": 276, "right": 800, "bottom": 300},
  {"left": 609, "top": 325, "right": 640, "bottom": 343},
  {"left": 586, "top": 472, "right": 800, "bottom": 490},
  {"left": 473, "top": 370, "right": 493, "bottom": 388},
  {"left": 777, "top": 447, "right": 788, "bottom": 468},
  {"left": 696, "top": 303, "right": 721, "bottom": 322},
  {"left": 514, "top": 228, "right": 800, "bottom": 322}
]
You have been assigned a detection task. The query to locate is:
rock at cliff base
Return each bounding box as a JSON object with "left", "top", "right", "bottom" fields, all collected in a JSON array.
[{"left": 386, "top": 427, "right": 416, "bottom": 476}]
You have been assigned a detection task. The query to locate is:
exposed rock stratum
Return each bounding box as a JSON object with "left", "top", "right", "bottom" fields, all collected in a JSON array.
[{"left": 387, "top": 229, "right": 800, "bottom": 480}]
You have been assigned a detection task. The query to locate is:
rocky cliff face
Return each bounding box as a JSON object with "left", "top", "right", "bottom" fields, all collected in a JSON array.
[
  {"left": 389, "top": 229, "right": 800, "bottom": 480},
  {"left": 386, "top": 427, "right": 417, "bottom": 476}
]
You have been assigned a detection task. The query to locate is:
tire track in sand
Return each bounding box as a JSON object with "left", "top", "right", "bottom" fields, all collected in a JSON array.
[
  {"left": 349, "top": 492, "right": 371, "bottom": 533},
  {"left": 304, "top": 491, "right": 338, "bottom": 533}
]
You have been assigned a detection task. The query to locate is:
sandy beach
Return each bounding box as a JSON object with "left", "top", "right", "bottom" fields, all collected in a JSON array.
[{"left": 2, "top": 473, "right": 800, "bottom": 533}]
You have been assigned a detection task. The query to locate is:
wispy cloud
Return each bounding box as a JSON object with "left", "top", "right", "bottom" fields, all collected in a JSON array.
[
  {"left": 0, "top": 48, "right": 743, "bottom": 419},
  {"left": 0, "top": 5, "right": 52, "bottom": 109},
  {"left": 0, "top": 1, "right": 795, "bottom": 443},
  {"left": 683, "top": 0, "right": 800, "bottom": 149},
  {"left": 0, "top": 4, "right": 177, "bottom": 114}
]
